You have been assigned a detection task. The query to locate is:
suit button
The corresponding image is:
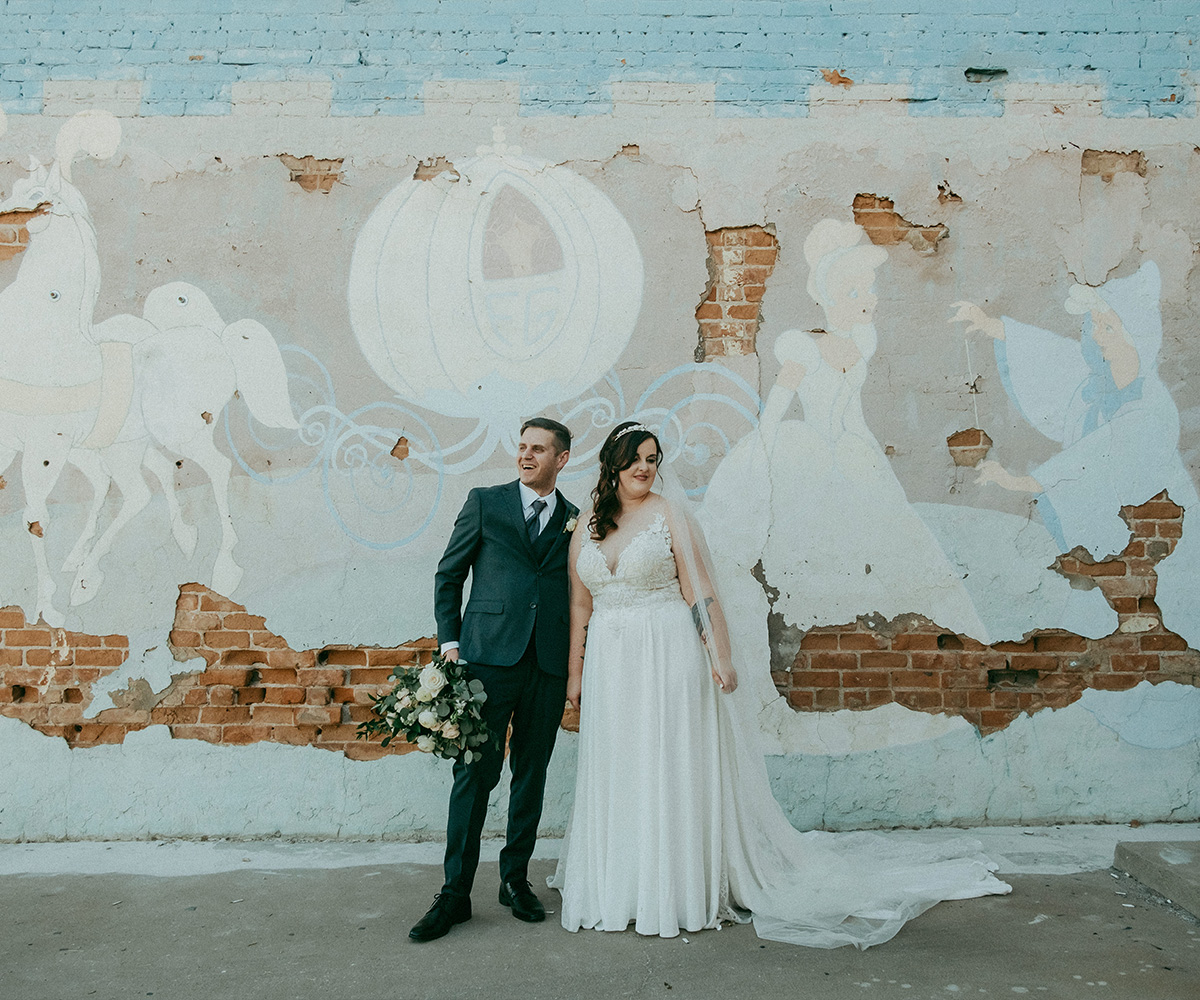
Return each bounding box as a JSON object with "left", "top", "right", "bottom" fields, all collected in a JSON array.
[{"left": 530, "top": 602, "right": 537, "bottom": 609}]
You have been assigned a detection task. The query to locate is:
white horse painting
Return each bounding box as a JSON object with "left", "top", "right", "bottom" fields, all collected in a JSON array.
[{"left": 0, "top": 111, "right": 297, "bottom": 624}]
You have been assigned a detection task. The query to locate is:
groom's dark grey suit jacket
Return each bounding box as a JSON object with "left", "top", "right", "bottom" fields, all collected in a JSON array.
[{"left": 434, "top": 481, "right": 578, "bottom": 676}]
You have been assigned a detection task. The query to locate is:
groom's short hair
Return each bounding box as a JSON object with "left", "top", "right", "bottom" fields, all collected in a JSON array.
[{"left": 521, "top": 416, "right": 571, "bottom": 454}]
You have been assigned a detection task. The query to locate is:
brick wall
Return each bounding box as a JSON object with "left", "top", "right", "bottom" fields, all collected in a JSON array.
[
  {"left": 852, "top": 194, "right": 948, "bottom": 255},
  {"left": 0, "top": 207, "right": 44, "bottom": 262},
  {"left": 0, "top": 585, "right": 437, "bottom": 760},
  {"left": 696, "top": 226, "right": 778, "bottom": 360},
  {"left": 0, "top": 610, "right": 128, "bottom": 739},
  {"left": 4, "top": 495, "right": 1192, "bottom": 752},
  {"left": 0, "top": 2, "right": 1191, "bottom": 117},
  {"left": 775, "top": 493, "right": 1200, "bottom": 735}
]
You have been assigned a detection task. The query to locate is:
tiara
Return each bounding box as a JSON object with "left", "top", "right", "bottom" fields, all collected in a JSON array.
[{"left": 614, "top": 423, "right": 652, "bottom": 441}]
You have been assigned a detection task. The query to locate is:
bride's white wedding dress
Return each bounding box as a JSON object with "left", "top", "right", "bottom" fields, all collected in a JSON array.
[{"left": 549, "top": 507, "right": 1011, "bottom": 948}]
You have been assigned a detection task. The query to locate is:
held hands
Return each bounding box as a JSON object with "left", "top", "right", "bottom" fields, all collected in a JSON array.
[{"left": 567, "top": 674, "right": 582, "bottom": 711}]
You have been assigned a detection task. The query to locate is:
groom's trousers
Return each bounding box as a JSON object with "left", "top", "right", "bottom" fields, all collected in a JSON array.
[{"left": 442, "top": 635, "right": 568, "bottom": 898}]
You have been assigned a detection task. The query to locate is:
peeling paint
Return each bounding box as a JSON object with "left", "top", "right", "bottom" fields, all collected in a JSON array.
[
  {"left": 937, "top": 183, "right": 963, "bottom": 204},
  {"left": 852, "top": 193, "right": 948, "bottom": 254},
  {"left": 946, "top": 428, "right": 993, "bottom": 468},
  {"left": 412, "top": 155, "right": 458, "bottom": 182},
  {"left": 1081, "top": 149, "right": 1148, "bottom": 182},
  {"left": 1, "top": 41, "right": 1199, "bottom": 838},
  {"left": 820, "top": 69, "right": 854, "bottom": 89},
  {"left": 695, "top": 225, "right": 778, "bottom": 360},
  {"left": 277, "top": 153, "right": 343, "bottom": 193}
]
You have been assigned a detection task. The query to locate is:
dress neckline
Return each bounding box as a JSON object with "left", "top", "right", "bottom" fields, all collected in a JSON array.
[{"left": 589, "top": 511, "right": 667, "bottom": 577}]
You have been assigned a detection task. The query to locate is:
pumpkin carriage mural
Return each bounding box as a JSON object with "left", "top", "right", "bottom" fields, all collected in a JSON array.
[{"left": 0, "top": 117, "right": 760, "bottom": 622}]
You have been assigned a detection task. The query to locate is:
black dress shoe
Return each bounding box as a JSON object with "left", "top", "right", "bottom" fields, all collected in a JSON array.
[
  {"left": 409, "top": 893, "right": 472, "bottom": 942},
  {"left": 498, "top": 879, "right": 546, "bottom": 922}
]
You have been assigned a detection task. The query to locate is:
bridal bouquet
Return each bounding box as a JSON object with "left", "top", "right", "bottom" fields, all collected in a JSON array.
[{"left": 356, "top": 652, "right": 491, "bottom": 763}]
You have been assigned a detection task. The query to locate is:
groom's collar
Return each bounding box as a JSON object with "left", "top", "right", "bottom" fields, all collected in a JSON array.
[{"left": 517, "top": 480, "right": 558, "bottom": 514}]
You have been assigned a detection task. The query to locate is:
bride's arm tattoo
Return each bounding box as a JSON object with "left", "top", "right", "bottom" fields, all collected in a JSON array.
[{"left": 690, "top": 596, "right": 715, "bottom": 636}]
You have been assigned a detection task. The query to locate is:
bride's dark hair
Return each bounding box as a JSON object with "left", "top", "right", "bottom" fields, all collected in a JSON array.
[{"left": 589, "top": 421, "right": 663, "bottom": 541}]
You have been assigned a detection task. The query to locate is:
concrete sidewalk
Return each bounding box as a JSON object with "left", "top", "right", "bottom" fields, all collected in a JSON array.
[{"left": 3, "top": 825, "right": 1198, "bottom": 1000}]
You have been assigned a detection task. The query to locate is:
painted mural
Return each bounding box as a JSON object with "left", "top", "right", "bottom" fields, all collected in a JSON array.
[
  {"left": 1, "top": 57, "right": 1199, "bottom": 839},
  {"left": 952, "top": 263, "right": 1200, "bottom": 647}
]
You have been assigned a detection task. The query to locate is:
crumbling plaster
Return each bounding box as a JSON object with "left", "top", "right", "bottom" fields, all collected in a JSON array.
[{"left": 2, "top": 103, "right": 1198, "bottom": 836}]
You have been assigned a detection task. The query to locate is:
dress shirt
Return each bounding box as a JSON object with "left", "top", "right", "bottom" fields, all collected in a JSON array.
[{"left": 518, "top": 481, "right": 557, "bottom": 534}]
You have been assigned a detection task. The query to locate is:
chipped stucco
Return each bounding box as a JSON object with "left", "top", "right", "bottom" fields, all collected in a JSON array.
[{"left": 2, "top": 35, "right": 1199, "bottom": 837}]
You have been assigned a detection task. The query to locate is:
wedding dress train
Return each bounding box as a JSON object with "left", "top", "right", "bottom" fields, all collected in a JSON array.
[{"left": 549, "top": 509, "right": 1010, "bottom": 948}]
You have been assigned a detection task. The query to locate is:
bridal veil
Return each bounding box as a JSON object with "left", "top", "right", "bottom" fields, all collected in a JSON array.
[{"left": 654, "top": 457, "right": 1011, "bottom": 948}]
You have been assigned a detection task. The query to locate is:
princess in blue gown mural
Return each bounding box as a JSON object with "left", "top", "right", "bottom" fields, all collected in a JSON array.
[{"left": 954, "top": 261, "right": 1198, "bottom": 647}]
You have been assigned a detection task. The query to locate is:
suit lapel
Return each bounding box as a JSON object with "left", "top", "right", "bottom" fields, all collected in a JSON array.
[
  {"left": 533, "top": 499, "right": 566, "bottom": 562},
  {"left": 504, "top": 481, "right": 537, "bottom": 556},
  {"left": 507, "top": 481, "right": 577, "bottom": 564},
  {"left": 536, "top": 491, "right": 577, "bottom": 564}
]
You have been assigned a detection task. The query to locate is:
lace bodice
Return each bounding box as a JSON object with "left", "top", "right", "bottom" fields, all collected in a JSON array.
[{"left": 576, "top": 512, "right": 682, "bottom": 613}]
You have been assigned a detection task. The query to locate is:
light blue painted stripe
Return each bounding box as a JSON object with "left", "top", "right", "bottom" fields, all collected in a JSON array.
[{"left": 0, "top": 0, "right": 1191, "bottom": 117}]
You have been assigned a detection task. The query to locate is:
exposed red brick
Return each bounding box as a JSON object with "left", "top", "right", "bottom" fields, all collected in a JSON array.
[
  {"left": 839, "top": 632, "right": 888, "bottom": 651},
  {"left": 279, "top": 153, "right": 344, "bottom": 193},
  {"left": 852, "top": 193, "right": 948, "bottom": 254},
  {"left": 946, "top": 428, "right": 993, "bottom": 468},
  {"left": 696, "top": 225, "right": 778, "bottom": 360},
  {"left": 778, "top": 494, "right": 1197, "bottom": 735},
  {"left": 0, "top": 588, "right": 433, "bottom": 758}
]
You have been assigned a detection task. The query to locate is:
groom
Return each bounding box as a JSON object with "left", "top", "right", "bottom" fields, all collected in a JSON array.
[{"left": 410, "top": 416, "right": 578, "bottom": 943}]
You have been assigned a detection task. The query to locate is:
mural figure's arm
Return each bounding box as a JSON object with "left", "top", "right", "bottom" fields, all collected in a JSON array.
[
  {"left": 759, "top": 329, "right": 820, "bottom": 450},
  {"left": 1032, "top": 396, "right": 1182, "bottom": 556},
  {"left": 951, "top": 301, "right": 1091, "bottom": 444},
  {"left": 433, "top": 487, "right": 484, "bottom": 661},
  {"left": 948, "top": 301, "right": 1005, "bottom": 341},
  {"left": 566, "top": 522, "right": 592, "bottom": 711},
  {"left": 976, "top": 459, "right": 1042, "bottom": 493}
]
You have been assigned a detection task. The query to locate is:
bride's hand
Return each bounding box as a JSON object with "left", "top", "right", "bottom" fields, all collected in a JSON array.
[
  {"left": 566, "top": 675, "right": 582, "bottom": 711},
  {"left": 711, "top": 663, "right": 738, "bottom": 694}
]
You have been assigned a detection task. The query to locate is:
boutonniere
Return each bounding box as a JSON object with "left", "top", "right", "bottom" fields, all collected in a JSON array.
[{"left": 564, "top": 517, "right": 578, "bottom": 533}]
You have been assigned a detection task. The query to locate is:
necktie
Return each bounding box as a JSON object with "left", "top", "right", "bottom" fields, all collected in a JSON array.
[{"left": 527, "top": 498, "right": 547, "bottom": 542}]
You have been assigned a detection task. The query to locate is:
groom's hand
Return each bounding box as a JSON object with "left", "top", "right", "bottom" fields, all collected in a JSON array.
[{"left": 443, "top": 648, "right": 460, "bottom": 663}]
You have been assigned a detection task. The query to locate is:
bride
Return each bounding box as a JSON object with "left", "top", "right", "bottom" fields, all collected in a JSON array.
[{"left": 549, "top": 420, "right": 1011, "bottom": 948}]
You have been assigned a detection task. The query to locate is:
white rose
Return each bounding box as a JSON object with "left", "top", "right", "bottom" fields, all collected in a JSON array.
[
  {"left": 418, "top": 709, "right": 439, "bottom": 730},
  {"left": 416, "top": 734, "right": 436, "bottom": 752},
  {"left": 419, "top": 665, "right": 447, "bottom": 697},
  {"left": 565, "top": 517, "right": 578, "bottom": 533},
  {"left": 442, "top": 723, "right": 459, "bottom": 739},
  {"left": 397, "top": 693, "right": 412, "bottom": 709},
  {"left": 415, "top": 686, "right": 434, "bottom": 703}
]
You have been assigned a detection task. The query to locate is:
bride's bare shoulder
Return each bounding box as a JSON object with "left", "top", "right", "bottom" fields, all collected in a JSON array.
[{"left": 649, "top": 492, "right": 678, "bottom": 526}]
